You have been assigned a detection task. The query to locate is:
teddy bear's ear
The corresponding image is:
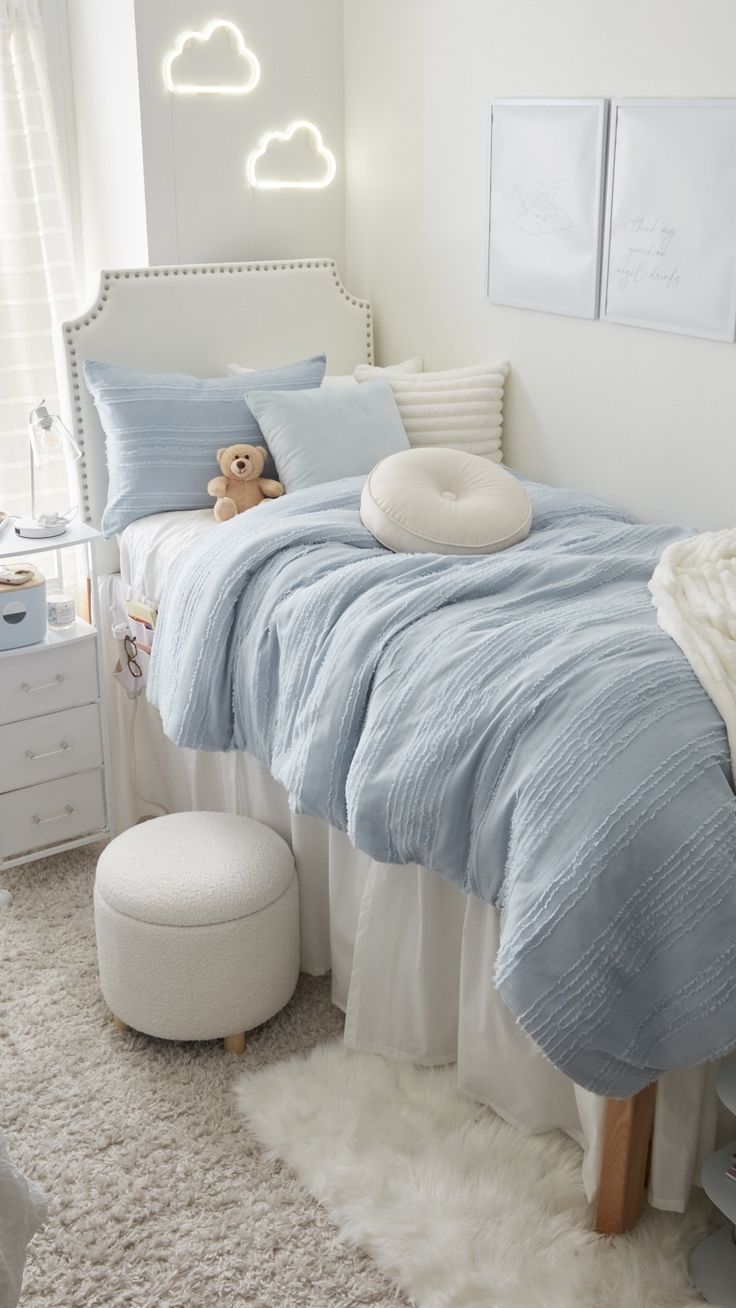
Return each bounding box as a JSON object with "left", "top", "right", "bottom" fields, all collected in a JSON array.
[{"left": 216, "top": 448, "right": 226, "bottom": 461}]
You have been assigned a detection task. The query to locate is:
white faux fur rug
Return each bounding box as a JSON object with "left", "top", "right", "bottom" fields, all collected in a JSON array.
[{"left": 236, "top": 1043, "right": 712, "bottom": 1308}]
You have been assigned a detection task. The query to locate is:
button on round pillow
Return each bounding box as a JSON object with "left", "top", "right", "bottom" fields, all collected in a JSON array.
[{"left": 360, "top": 447, "right": 532, "bottom": 555}]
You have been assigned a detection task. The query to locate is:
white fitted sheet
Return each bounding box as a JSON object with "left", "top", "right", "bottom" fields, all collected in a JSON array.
[
  {"left": 118, "top": 509, "right": 217, "bottom": 605},
  {"left": 104, "top": 541, "right": 736, "bottom": 1215}
]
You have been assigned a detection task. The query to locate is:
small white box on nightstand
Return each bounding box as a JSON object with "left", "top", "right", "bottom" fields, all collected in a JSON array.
[{"left": 0, "top": 565, "right": 46, "bottom": 651}]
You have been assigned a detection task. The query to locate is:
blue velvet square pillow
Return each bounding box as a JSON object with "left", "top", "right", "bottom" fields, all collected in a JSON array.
[
  {"left": 84, "top": 354, "right": 326, "bottom": 535},
  {"left": 246, "top": 380, "right": 410, "bottom": 493}
]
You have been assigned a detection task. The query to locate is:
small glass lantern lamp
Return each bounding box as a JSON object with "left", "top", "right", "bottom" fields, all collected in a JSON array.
[{"left": 15, "top": 401, "right": 83, "bottom": 540}]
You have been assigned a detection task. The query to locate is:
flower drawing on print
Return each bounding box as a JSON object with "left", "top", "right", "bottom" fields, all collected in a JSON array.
[{"left": 512, "top": 182, "right": 572, "bottom": 235}]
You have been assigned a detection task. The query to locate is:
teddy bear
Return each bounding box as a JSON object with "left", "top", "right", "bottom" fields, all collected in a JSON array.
[{"left": 207, "top": 444, "right": 284, "bottom": 523}]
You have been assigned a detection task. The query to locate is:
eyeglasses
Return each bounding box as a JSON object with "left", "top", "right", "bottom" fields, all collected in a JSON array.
[{"left": 123, "top": 633, "right": 142, "bottom": 679}]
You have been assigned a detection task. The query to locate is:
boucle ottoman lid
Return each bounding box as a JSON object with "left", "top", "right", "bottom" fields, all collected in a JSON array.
[
  {"left": 95, "top": 812, "right": 295, "bottom": 926},
  {"left": 360, "top": 447, "right": 532, "bottom": 555}
]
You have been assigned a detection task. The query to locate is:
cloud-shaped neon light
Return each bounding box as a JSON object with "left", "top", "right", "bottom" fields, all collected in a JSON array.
[
  {"left": 246, "top": 120, "right": 337, "bottom": 190},
  {"left": 163, "top": 20, "right": 260, "bottom": 95}
]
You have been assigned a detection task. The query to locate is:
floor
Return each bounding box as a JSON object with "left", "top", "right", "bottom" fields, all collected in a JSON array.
[{"left": 1, "top": 844, "right": 407, "bottom": 1307}]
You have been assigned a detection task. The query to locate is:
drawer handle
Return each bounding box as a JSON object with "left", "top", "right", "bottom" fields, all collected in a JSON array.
[
  {"left": 31, "top": 804, "right": 75, "bottom": 826},
  {"left": 25, "top": 741, "right": 69, "bottom": 762},
  {"left": 20, "top": 673, "right": 64, "bottom": 694}
]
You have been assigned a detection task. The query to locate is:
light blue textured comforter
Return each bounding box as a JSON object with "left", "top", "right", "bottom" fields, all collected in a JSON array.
[{"left": 148, "top": 475, "right": 736, "bottom": 1096}]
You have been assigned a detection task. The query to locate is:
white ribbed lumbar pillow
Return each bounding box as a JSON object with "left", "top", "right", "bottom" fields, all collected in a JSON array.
[
  {"left": 360, "top": 447, "right": 532, "bottom": 555},
  {"left": 354, "top": 360, "right": 509, "bottom": 462}
]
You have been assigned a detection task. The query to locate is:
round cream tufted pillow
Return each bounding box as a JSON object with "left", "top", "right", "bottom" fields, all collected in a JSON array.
[{"left": 360, "top": 447, "right": 532, "bottom": 555}]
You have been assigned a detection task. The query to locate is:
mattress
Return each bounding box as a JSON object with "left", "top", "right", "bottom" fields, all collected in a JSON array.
[{"left": 118, "top": 509, "right": 216, "bottom": 604}]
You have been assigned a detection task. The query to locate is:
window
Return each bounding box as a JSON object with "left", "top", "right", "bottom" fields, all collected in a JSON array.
[{"left": 0, "top": 0, "right": 77, "bottom": 528}]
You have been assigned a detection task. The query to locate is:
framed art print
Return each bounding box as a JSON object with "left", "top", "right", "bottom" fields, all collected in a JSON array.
[
  {"left": 487, "top": 98, "right": 608, "bottom": 319},
  {"left": 601, "top": 100, "right": 736, "bottom": 341}
]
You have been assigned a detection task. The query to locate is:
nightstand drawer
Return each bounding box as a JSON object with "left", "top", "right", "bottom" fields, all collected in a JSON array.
[
  {"left": 0, "top": 637, "right": 98, "bottom": 725},
  {"left": 0, "top": 769, "right": 106, "bottom": 861},
  {"left": 0, "top": 704, "right": 102, "bottom": 792}
]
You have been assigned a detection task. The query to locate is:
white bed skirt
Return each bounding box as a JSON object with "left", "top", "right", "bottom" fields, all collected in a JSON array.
[{"left": 102, "top": 579, "right": 732, "bottom": 1213}]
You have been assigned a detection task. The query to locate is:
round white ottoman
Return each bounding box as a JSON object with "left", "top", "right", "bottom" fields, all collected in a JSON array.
[
  {"left": 94, "top": 812, "right": 299, "bottom": 1053},
  {"left": 360, "top": 447, "right": 532, "bottom": 555}
]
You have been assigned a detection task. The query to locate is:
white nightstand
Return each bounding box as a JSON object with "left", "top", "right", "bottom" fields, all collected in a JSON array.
[
  {"left": 0, "top": 520, "right": 111, "bottom": 868},
  {"left": 689, "top": 1056, "right": 736, "bottom": 1305}
]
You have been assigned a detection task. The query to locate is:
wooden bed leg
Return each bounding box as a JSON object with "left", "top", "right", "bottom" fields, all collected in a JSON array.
[
  {"left": 595, "top": 1082, "right": 656, "bottom": 1236},
  {"left": 223, "top": 1033, "right": 246, "bottom": 1055}
]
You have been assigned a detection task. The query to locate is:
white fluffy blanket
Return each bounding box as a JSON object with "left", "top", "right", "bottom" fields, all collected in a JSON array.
[{"left": 649, "top": 528, "right": 736, "bottom": 767}]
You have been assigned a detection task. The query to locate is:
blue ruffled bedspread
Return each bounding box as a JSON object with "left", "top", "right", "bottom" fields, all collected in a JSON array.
[{"left": 148, "top": 475, "right": 736, "bottom": 1096}]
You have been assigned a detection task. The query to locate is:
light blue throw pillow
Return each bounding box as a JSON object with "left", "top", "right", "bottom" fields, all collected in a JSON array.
[
  {"left": 84, "top": 355, "right": 326, "bottom": 535},
  {"left": 246, "top": 380, "right": 410, "bottom": 493}
]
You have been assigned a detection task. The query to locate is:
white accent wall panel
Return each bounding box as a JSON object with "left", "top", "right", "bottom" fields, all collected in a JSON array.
[
  {"left": 65, "top": 0, "right": 345, "bottom": 280},
  {"left": 134, "top": 0, "right": 345, "bottom": 269},
  {"left": 66, "top": 0, "right": 148, "bottom": 287}
]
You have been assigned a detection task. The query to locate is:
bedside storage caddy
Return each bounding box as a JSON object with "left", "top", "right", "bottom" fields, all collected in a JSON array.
[{"left": 0, "top": 522, "right": 111, "bottom": 867}]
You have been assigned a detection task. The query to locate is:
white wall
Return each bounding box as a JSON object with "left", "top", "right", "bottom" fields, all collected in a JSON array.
[
  {"left": 343, "top": 0, "right": 736, "bottom": 529},
  {"left": 133, "top": 0, "right": 345, "bottom": 268}
]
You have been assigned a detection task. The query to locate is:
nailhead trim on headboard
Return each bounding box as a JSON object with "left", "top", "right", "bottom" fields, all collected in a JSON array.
[{"left": 62, "top": 259, "right": 373, "bottom": 525}]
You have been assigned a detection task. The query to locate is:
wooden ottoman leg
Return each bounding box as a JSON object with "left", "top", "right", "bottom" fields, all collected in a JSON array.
[
  {"left": 112, "top": 1015, "right": 129, "bottom": 1033},
  {"left": 223, "top": 1033, "right": 247, "bottom": 1055},
  {"left": 595, "top": 1082, "right": 656, "bottom": 1235}
]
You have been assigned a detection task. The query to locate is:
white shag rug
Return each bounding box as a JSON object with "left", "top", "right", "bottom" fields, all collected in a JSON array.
[
  {"left": 236, "top": 1043, "right": 713, "bottom": 1308},
  {"left": 1, "top": 846, "right": 407, "bottom": 1307}
]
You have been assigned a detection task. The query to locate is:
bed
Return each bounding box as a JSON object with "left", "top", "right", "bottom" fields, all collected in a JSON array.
[{"left": 57, "top": 260, "right": 736, "bottom": 1235}]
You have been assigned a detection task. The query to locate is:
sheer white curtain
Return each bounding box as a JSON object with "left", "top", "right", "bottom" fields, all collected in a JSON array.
[{"left": 0, "top": 0, "right": 76, "bottom": 522}]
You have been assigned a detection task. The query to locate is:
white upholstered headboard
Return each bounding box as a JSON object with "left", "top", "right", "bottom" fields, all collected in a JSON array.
[{"left": 56, "top": 259, "right": 373, "bottom": 574}]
